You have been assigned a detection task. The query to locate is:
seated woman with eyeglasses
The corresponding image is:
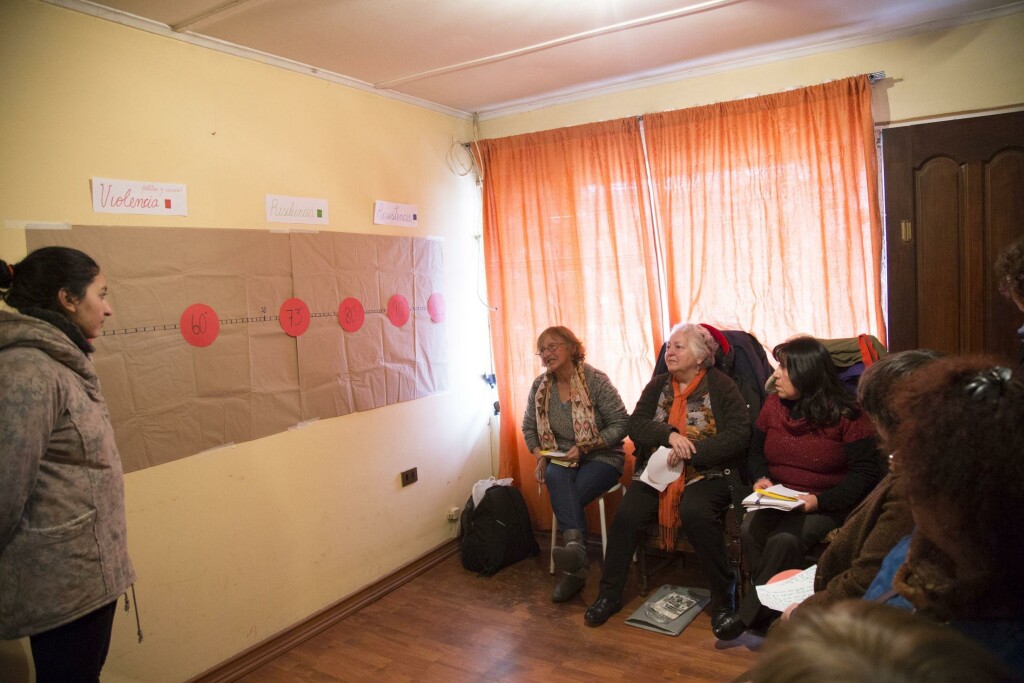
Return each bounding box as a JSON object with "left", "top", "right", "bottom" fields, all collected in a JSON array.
[
  {"left": 715, "top": 336, "right": 880, "bottom": 640},
  {"left": 521, "top": 326, "right": 628, "bottom": 603}
]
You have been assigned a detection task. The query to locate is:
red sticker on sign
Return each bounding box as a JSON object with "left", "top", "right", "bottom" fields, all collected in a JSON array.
[
  {"left": 386, "top": 294, "right": 410, "bottom": 327},
  {"left": 338, "top": 297, "right": 365, "bottom": 333},
  {"left": 427, "top": 293, "right": 446, "bottom": 323},
  {"left": 279, "top": 298, "right": 310, "bottom": 337},
  {"left": 180, "top": 304, "right": 220, "bottom": 347}
]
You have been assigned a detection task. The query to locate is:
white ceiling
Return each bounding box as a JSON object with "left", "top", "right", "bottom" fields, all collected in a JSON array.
[{"left": 55, "top": 0, "right": 1023, "bottom": 119}]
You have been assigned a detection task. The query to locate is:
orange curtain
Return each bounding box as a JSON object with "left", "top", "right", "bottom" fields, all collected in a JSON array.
[
  {"left": 477, "top": 119, "right": 662, "bottom": 525},
  {"left": 643, "top": 76, "right": 885, "bottom": 349}
]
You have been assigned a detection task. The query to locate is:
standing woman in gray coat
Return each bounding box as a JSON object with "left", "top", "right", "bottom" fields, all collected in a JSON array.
[{"left": 0, "top": 247, "right": 136, "bottom": 682}]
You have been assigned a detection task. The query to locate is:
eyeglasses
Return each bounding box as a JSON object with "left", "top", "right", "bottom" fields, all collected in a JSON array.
[{"left": 536, "top": 342, "right": 565, "bottom": 356}]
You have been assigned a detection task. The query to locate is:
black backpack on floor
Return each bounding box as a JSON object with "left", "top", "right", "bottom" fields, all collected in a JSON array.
[{"left": 458, "top": 484, "right": 539, "bottom": 576}]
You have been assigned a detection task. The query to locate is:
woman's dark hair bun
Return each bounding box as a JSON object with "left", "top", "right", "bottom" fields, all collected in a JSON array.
[{"left": 1, "top": 248, "right": 100, "bottom": 313}]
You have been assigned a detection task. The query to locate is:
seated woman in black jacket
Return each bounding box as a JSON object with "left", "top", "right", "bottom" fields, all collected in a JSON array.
[
  {"left": 715, "top": 335, "right": 880, "bottom": 640},
  {"left": 584, "top": 323, "right": 750, "bottom": 632}
]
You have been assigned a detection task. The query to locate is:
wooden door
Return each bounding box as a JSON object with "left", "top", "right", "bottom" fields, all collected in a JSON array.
[{"left": 882, "top": 111, "right": 1024, "bottom": 363}]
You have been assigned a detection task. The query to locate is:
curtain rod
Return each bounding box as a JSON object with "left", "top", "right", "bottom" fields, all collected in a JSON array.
[{"left": 462, "top": 72, "right": 887, "bottom": 146}]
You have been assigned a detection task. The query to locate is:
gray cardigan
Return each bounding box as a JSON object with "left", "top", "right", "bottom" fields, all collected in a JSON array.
[{"left": 521, "top": 363, "right": 628, "bottom": 473}]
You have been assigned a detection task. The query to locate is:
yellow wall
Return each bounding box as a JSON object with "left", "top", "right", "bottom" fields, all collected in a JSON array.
[
  {"left": 2, "top": 1, "right": 1022, "bottom": 680},
  {"left": 479, "top": 11, "right": 1024, "bottom": 139},
  {"left": 0, "top": 1, "right": 493, "bottom": 681}
]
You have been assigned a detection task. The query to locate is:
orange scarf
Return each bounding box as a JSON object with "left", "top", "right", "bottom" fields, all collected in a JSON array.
[{"left": 657, "top": 369, "right": 707, "bottom": 550}]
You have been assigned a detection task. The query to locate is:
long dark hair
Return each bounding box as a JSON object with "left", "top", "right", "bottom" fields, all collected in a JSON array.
[
  {"left": 0, "top": 247, "right": 100, "bottom": 314},
  {"left": 773, "top": 336, "right": 860, "bottom": 427}
]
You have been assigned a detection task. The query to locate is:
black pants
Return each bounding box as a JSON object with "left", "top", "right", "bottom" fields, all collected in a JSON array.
[
  {"left": 737, "top": 508, "right": 846, "bottom": 625},
  {"left": 30, "top": 600, "right": 117, "bottom": 683},
  {"left": 598, "top": 477, "right": 735, "bottom": 604}
]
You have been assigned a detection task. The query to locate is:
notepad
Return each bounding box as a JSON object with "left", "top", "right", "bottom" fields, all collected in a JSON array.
[
  {"left": 742, "top": 484, "right": 807, "bottom": 511},
  {"left": 540, "top": 450, "right": 573, "bottom": 467}
]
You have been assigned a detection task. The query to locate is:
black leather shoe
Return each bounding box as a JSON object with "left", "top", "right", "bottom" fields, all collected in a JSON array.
[
  {"left": 712, "top": 613, "right": 746, "bottom": 641},
  {"left": 711, "top": 607, "right": 734, "bottom": 633},
  {"left": 551, "top": 574, "right": 585, "bottom": 603},
  {"left": 584, "top": 596, "right": 622, "bottom": 627}
]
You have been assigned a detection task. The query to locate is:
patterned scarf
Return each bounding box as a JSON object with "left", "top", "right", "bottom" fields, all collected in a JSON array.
[
  {"left": 535, "top": 362, "right": 603, "bottom": 453},
  {"left": 657, "top": 369, "right": 716, "bottom": 549}
]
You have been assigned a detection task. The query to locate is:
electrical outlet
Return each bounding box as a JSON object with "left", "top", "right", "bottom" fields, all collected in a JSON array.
[
  {"left": 447, "top": 506, "right": 460, "bottom": 521},
  {"left": 400, "top": 467, "right": 418, "bottom": 487}
]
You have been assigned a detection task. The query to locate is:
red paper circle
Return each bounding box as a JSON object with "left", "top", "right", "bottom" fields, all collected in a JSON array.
[
  {"left": 180, "top": 304, "right": 220, "bottom": 347},
  {"left": 427, "top": 293, "right": 446, "bottom": 323},
  {"left": 386, "top": 294, "right": 410, "bottom": 327},
  {"left": 338, "top": 297, "right": 365, "bottom": 333},
  {"left": 767, "top": 569, "right": 803, "bottom": 584},
  {"left": 279, "top": 297, "right": 311, "bottom": 337}
]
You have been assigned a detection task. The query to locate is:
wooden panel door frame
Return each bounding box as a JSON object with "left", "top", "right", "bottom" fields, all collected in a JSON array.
[
  {"left": 881, "top": 125, "right": 916, "bottom": 353},
  {"left": 881, "top": 111, "right": 1024, "bottom": 356}
]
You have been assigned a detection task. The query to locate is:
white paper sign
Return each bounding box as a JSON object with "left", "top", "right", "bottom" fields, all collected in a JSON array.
[
  {"left": 266, "top": 194, "right": 329, "bottom": 225},
  {"left": 373, "top": 200, "right": 418, "bottom": 227},
  {"left": 91, "top": 177, "right": 187, "bottom": 216}
]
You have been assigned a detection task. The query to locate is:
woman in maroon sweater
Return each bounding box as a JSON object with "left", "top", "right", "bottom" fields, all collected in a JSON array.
[{"left": 715, "top": 336, "right": 880, "bottom": 640}]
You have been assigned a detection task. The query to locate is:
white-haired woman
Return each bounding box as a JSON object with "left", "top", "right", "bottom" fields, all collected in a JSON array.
[{"left": 584, "top": 323, "right": 750, "bottom": 630}]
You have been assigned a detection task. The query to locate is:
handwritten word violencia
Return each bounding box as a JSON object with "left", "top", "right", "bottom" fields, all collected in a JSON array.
[{"left": 97, "top": 183, "right": 163, "bottom": 209}]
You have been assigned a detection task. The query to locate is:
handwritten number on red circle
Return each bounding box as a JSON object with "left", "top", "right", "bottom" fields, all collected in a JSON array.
[
  {"left": 180, "top": 304, "right": 220, "bottom": 347},
  {"left": 279, "top": 298, "right": 310, "bottom": 337},
  {"left": 426, "top": 293, "right": 446, "bottom": 323},
  {"left": 387, "top": 294, "right": 410, "bottom": 327},
  {"left": 338, "top": 297, "right": 365, "bottom": 333}
]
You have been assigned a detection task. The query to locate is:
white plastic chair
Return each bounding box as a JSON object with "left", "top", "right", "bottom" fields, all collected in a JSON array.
[{"left": 548, "top": 481, "right": 623, "bottom": 574}]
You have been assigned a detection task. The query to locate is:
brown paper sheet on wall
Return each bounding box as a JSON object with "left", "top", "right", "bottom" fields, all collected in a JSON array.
[{"left": 27, "top": 225, "right": 447, "bottom": 472}]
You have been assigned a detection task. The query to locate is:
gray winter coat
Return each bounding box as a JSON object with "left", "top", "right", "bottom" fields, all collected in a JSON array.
[{"left": 0, "top": 309, "right": 135, "bottom": 639}]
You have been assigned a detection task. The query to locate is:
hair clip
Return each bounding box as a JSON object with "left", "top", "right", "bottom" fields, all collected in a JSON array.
[{"left": 964, "top": 366, "right": 1013, "bottom": 401}]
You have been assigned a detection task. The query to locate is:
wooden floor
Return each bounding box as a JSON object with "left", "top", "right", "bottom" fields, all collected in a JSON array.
[{"left": 239, "top": 543, "right": 763, "bottom": 682}]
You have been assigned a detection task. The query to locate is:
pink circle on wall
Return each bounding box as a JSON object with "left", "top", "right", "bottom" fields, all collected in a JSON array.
[
  {"left": 338, "top": 297, "right": 365, "bottom": 333},
  {"left": 387, "top": 294, "right": 410, "bottom": 327},
  {"left": 279, "top": 298, "right": 311, "bottom": 337},
  {"left": 427, "top": 293, "right": 446, "bottom": 323},
  {"left": 180, "top": 304, "right": 220, "bottom": 347}
]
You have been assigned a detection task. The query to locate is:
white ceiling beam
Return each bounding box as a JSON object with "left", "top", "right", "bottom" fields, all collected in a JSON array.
[
  {"left": 171, "top": 0, "right": 259, "bottom": 32},
  {"left": 373, "top": 0, "right": 747, "bottom": 89}
]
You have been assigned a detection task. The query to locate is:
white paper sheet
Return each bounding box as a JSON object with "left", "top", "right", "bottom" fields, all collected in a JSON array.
[
  {"left": 755, "top": 565, "right": 817, "bottom": 611},
  {"left": 639, "top": 447, "right": 684, "bottom": 492}
]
